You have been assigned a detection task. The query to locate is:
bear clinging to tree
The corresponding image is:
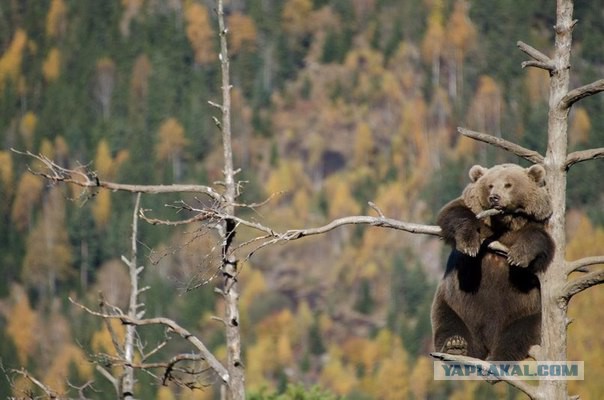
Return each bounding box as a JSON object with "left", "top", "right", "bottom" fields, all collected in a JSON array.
[{"left": 431, "top": 163, "right": 555, "bottom": 361}]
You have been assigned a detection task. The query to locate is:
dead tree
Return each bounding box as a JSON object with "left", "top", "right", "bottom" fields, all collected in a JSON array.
[{"left": 14, "top": 1, "right": 243, "bottom": 398}]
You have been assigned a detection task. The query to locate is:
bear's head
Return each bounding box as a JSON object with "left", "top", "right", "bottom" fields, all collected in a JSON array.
[{"left": 462, "top": 164, "right": 552, "bottom": 222}]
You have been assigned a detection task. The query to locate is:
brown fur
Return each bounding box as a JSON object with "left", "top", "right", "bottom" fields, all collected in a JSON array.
[{"left": 432, "top": 164, "right": 555, "bottom": 361}]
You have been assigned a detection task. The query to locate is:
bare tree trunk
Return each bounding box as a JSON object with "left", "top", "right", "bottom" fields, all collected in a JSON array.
[
  {"left": 121, "top": 193, "right": 142, "bottom": 399},
  {"left": 216, "top": 1, "right": 245, "bottom": 398},
  {"left": 540, "top": 0, "right": 573, "bottom": 398}
]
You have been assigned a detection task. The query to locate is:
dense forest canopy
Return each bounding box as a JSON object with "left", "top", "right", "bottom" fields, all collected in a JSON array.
[{"left": 1, "top": 0, "right": 603, "bottom": 398}]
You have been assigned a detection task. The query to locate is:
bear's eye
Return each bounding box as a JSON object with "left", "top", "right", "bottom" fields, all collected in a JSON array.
[
  {"left": 504, "top": 183, "right": 512, "bottom": 189},
  {"left": 488, "top": 184, "right": 494, "bottom": 189}
]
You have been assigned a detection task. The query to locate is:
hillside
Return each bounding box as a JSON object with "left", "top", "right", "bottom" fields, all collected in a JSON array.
[{"left": 1, "top": 0, "right": 603, "bottom": 398}]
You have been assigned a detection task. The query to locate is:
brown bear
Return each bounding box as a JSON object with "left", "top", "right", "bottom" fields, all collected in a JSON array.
[{"left": 431, "top": 163, "right": 555, "bottom": 361}]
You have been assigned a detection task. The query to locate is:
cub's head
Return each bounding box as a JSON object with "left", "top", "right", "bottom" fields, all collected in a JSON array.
[{"left": 462, "top": 164, "right": 552, "bottom": 221}]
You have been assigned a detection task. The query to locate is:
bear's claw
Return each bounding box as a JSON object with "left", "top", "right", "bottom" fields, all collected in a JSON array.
[{"left": 441, "top": 335, "right": 468, "bottom": 355}]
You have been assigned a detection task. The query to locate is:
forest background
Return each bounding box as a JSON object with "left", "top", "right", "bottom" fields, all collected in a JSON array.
[{"left": 0, "top": 0, "right": 603, "bottom": 399}]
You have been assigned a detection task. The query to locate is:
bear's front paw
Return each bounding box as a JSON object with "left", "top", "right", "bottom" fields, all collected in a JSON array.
[
  {"left": 455, "top": 232, "right": 481, "bottom": 257},
  {"left": 507, "top": 243, "right": 535, "bottom": 268},
  {"left": 441, "top": 335, "right": 468, "bottom": 356}
]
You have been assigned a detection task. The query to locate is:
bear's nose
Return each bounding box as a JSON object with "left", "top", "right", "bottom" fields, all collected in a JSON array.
[{"left": 489, "top": 194, "right": 500, "bottom": 205}]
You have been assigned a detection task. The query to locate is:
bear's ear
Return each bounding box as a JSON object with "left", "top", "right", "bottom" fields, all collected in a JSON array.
[
  {"left": 527, "top": 164, "right": 546, "bottom": 186},
  {"left": 468, "top": 165, "right": 487, "bottom": 182}
]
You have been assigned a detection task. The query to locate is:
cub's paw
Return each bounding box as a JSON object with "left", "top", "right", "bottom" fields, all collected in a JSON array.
[
  {"left": 507, "top": 243, "right": 535, "bottom": 268},
  {"left": 441, "top": 335, "right": 468, "bottom": 356}
]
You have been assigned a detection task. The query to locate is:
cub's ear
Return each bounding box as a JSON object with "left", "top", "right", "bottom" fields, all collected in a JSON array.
[
  {"left": 468, "top": 165, "right": 487, "bottom": 182},
  {"left": 527, "top": 164, "right": 546, "bottom": 186}
]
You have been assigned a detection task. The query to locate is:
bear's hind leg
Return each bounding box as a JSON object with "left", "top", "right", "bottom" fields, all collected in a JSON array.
[
  {"left": 432, "top": 298, "right": 473, "bottom": 356},
  {"left": 488, "top": 313, "right": 541, "bottom": 361}
]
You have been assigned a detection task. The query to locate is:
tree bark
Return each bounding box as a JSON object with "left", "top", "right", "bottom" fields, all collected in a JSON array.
[
  {"left": 216, "top": 1, "right": 245, "bottom": 398},
  {"left": 540, "top": 0, "right": 574, "bottom": 399}
]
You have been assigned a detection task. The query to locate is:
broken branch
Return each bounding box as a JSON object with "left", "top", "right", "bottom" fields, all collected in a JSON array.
[
  {"left": 565, "top": 147, "right": 604, "bottom": 169},
  {"left": 560, "top": 269, "right": 604, "bottom": 304},
  {"left": 457, "top": 128, "right": 544, "bottom": 164},
  {"left": 561, "top": 79, "right": 604, "bottom": 109}
]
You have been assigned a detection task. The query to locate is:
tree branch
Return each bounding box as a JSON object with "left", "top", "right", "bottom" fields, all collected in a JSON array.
[
  {"left": 457, "top": 128, "right": 545, "bottom": 164},
  {"left": 517, "top": 41, "right": 555, "bottom": 73},
  {"left": 430, "top": 353, "right": 539, "bottom": 399},
  {"left": 565, "top": 147, "right": 604, "bottom": 169},
  {"left": 95, "top": 365, "right": 120, "bottom": 394},
  {"left": 69, "top": 298, "right": 229, "bottom": 384},
  {"left": 11, "top": 149, "right": 223, "bottom": 200},
  {"left": 561, "top": 79, "right": 604, "bottom": 109},
  {"left": 11, "top": 368, "right": 60, "bottom": 399},
  {"left": 560, "top": 269, "right": 604, "bottom": 304},
  {"left": 565, "top": 256, "right": 604, "bottom": 275},
  {"left": 280, "top": 216, "right": 441, "bottom": 239}
]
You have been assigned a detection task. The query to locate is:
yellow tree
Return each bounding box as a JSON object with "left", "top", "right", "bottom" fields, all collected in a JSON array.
[
  {"left": 11, "top": 172, "right": 44, "bottom": 232},
  {"left": 155, "top": 117, "right": 189, "bottom": 180},
  {"left": 19, "top": 111, "right": 38, "bottom": 150},
  {"left": 130, "top": 53, "right": 152, "bottom": 116},
  {"left": 42, "top": 47, "right": 61, "bottom": 82},
  {"left": 5, "top": 284, "right": 40, "bottom": 365},
  {"left": 46, "top": 0, "right": 67, "bottom": 39},
  {"left": 120, "top": 0, "right": 144, "bottom": 37},
  {"left": 184, "top": 3, "right": 215, "bottom": 65},
  {"left": 353, "top": 122, "right": 375, "bottom": 168},
  {"left": 282, "top": 0, "right": 314, "bottom": 38},
  {"left": 228, "top": 12, "right": 257, "bottom": 55},
  {"left": 458, "top": 75, "right": 504, "bottom": 160},
  {"left": 94, "top": 57, "right": 116, "bottom": 120},
  {"left": 0, "top": 29, "right": 27, "bottom": 93},
  {"left": 445, "top": 0, "right": 476, "bottom": 99},
  {"left": 92, "top": 140, "right": 115, "bottom": 228},
  {"left": 569, "top": 107, "right": 591, "bottom": 147},
  {"left": 22, "top": 187, "right": 73, "bottom": 296},
  {"left": 0, "top": 151, "right": 13, "bottom": 189},
  {"left": 421, "top": 0, "right": 445, "bottom": 88}
]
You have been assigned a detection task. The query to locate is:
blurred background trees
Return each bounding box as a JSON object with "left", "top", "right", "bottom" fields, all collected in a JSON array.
[{"left": 1, "top": 0, "right": 603, "bottom": 398}]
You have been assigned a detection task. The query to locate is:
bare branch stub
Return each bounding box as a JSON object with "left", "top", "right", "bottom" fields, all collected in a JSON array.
[
  {"left": 430, "top": 352, "right": 538, "bottom": 399},
  {"left": 565, "top": 147, "right": 604, "bottom": 169},
  {"left": 561, "top": 79, "right": 604, "bottom": 109},
  {"left": 565, "top": 255, "right": 604, "bottom": 275},
  {"left": 560, "top": 269, "right": 604, "bottom": 304},
  {"left": 457, "top": 127, "right": 545, "bottom": 164},
  {"left": 517, "top": 41, "right": 555, "bottom": 73}
]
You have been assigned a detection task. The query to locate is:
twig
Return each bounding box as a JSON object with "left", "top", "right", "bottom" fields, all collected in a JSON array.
[
  {"left": 368, "top": 201, "right": 385, "bottom": 218},
  {"left": 565, "top": 147, "right": 604, "bottom": 170},
  {"left": 11, "top": 368, "right": 60, "bottom": 399},
  {"left": 69, "top": 297, "right": 230, "bottom": 384},
  {"left": 475, "top": 208, "right": 503, "bottom": 219},
  {"left": 67, "top": 379, "right": 97, "bottom": 400},
  {"left": 457, "top": 128, "right": 544, "bottom": 164},
  {"left": 95, "top": 365, "right": 119, "bottom": 394},
  {"left": 430, "top": 352, "right": 539, "bottom": 399},
  {"left": 561, "top": 79, "right": 604, "bottom": 109}
]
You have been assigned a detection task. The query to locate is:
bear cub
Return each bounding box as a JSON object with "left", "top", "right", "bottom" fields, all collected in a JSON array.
[{"left": 431, "top": 163, "right": 555, "bottom": 361}]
